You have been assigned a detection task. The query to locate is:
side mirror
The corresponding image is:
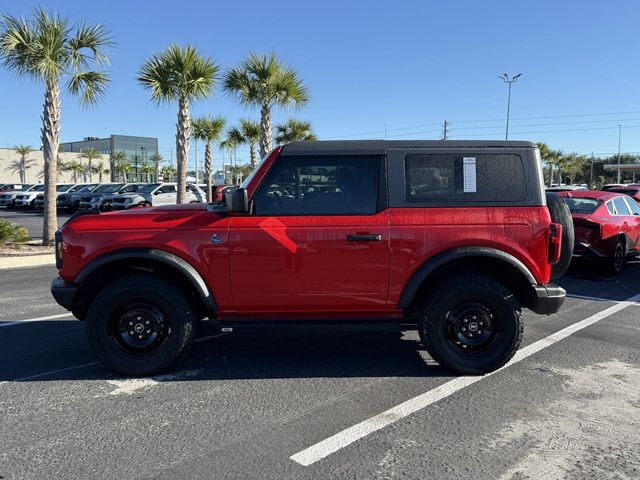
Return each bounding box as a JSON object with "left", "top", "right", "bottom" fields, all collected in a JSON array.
[
  {"left": 206, "top": 187, "right": 248, "bottom": 214},
  {"left": 228, "top": 187, "right": 248, "bottom": 213}
]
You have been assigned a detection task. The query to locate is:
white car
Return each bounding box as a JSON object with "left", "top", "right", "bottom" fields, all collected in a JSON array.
[
  {"left": 15, "top": 184, "right": 77, "bottom": 209},
  {"left": 0, "top": 184, "right": 39, "bottom": 208},
  {"left": 110, "top": 183, "right": 205, "bottom": 209}
]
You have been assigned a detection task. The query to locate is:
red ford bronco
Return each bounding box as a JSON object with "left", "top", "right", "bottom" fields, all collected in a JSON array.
[{"left": 51, "top": 141, "right": 572, "bottom": 376}]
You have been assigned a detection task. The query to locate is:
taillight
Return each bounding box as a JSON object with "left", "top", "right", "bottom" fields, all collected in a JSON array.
[
  {"left": 55, "top": 230, "right": 63, "bottom": 269},
  {"left": 548, "top": 223, "right": 562, "bottom": 265}
]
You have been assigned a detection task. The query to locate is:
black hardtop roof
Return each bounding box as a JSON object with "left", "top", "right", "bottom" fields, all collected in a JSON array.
[{"left": 280, "top": 140, "right": 538, "bottom": 156}]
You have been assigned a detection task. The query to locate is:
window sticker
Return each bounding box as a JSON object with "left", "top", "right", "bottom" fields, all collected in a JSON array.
[{"left": 463, "top": 157, "right": 477, "bottom": 193}]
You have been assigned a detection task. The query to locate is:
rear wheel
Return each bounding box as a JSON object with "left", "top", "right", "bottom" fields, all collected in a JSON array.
[
  {"left": 417, "top": 274, "right": 522, "bottom": 374},
  {"left": 86, "top": 273, "right": 197, "bottom": 376},
  {"left": 608, "top": 238, "right": 625, "bottom": 275}
]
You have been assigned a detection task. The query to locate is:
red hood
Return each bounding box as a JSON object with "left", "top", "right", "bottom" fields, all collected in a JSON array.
[{"left": 60, "top": 203, "right": 215, "bottom": 235}]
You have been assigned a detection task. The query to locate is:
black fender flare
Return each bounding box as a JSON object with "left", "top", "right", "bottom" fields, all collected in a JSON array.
[
  {"left": 76, "top": 248, "right": 216, "bottom": 312},
  {"left": 397, "top": 246, "right": 537, "bottom": 310}
]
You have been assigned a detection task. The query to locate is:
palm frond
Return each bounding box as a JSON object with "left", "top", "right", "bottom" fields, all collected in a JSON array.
[
  {"left": 68, "top": 21, "right": 113, "bottom": 69},
  {"left": 138, "top": 44, "right": 218, "bottom": 103},
  {"left": 67, "top": 70, "right": 109, "bottom": 106},
  {"left": 223, "top": 52, "right": 309, "bottom": 109}
]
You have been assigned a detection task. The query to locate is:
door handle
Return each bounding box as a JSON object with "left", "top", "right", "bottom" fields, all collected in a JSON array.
[{"left": 347, "top": 234, "right": 382, "bottom": 242}]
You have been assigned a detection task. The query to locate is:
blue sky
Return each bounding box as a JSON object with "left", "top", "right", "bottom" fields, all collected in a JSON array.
[{"left": 1, "top": 0, "right": 640, "bottom": 169}]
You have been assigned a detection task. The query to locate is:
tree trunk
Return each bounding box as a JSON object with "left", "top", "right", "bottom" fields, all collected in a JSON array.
[
  {"left": 20, "top": 158, "right": 26, "bottom": 183},
  {"left": 41, "top": 79, "right": 60, "bottom": 246},
  {"left": 205, "top": 141, "right": 213, "bottom": 203},
  {"left": 176, "top": 96, "right": 191, "bottom": 204},
  {"left": 250, "top": 143, "right": 257, "bottom": 169},
  {"left": 259, "top": 105, "right": 272, "bottom": 159},
  {"left": 88, "top": 160, "right": 93, "bottom": 182}
]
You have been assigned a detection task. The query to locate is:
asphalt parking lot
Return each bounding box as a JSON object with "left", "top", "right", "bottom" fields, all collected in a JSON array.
[
  {"left": 1, "top": 259, "right": 639, "bottom": 479},
  {"left": 0, "top": 208, "right": 72, "bottom": 241}
]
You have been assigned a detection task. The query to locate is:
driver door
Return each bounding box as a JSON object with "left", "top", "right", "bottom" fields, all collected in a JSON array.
[{"left": 228, "top": 155, "right": 390, "bottom": 316}]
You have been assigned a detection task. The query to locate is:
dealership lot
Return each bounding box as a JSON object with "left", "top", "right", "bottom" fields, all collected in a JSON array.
[
  {"left": 0, "top": 209, "right": 72, "bottom": 241},
  {"left": 1, "top": 263, "right": 639, "bottom": 479}
]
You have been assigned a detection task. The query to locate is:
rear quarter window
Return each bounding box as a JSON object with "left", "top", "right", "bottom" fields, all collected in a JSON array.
[{"left": 405, "top": 153, "right": 527, "bottom": 203}]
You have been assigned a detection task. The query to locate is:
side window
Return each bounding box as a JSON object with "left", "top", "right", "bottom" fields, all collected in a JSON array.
[
  {"left": 624, "top": 197, "right": 640, "bottom": 215},
  {"left": 404, "top": 153, "right": 526, "bottom": 203},
  {"left": 253, "top": 156, "right": 380, "bottom": 216},
  {"left": 158, "top": 185, "right": 176, "bottom": 194},
  {"left": 613, "top": 196, "right": 631, "bottom": 216},
  {"left": 121, "top": 185, "right": 135, "bottom": 193},
  {"left": 606, "top": 200, "right": 616, "bottom": 215}
]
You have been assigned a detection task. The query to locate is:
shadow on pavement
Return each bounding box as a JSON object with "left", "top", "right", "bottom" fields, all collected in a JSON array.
[{"left": 0, "top": 321, "right": 450, "bottom": 382}]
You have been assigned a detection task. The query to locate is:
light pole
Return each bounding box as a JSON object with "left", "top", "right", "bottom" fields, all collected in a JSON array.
[
  {"left": 617, "top": 124, "right": 622, "bottom": 183},
  {"left": 140, "top": 146, "right": 146, "bottom": 182},
  {"left": 499, "top": 73, "right": 522, "bottom": 140}
]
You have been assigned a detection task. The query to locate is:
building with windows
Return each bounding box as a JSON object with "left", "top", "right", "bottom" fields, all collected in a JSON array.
[{"left": 60, "top": 134, "right": 159, "bottom": 182}]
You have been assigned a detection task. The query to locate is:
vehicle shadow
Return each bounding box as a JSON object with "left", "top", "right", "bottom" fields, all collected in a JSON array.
[
  {"left": 558, "top": 258, "right": 640, "bottom": 301},
  {"left": 0, "top": 321, "right": 452, "bottom": 382}
]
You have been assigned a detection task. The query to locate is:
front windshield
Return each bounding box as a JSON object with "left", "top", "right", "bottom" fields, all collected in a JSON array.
[
  {"left": 76, "top": 185, "right": 97, "bottom": 193},
  {"left": 137, "top": 183, "right": 161, "bottom": 193},
  {"left": 31, "top": 184, "right": 46, "bottom": 192},
  {"left": 240, "top": 155, "right": 268, "bottom": 189},
  {"left": 97, "top": 183, "right": 125, "bottom": 193},
  {"left": 563, "top": 197, "right": 602, "bottom": 214},
  {"left": 56, "top": 184, "right": 74, "bottom": 192}
]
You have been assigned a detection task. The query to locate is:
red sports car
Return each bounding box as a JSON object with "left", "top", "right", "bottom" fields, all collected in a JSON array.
[
  {"left": 558, "top": 190, "right": 640, "bottom": 273},
  {"left": 606, "top": 185, "right": 640, "bottom": 203}
]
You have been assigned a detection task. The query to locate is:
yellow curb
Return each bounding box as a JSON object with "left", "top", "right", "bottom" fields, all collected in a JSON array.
[{"left": 0, "top": 254, "right": 56, "bottom": 269}]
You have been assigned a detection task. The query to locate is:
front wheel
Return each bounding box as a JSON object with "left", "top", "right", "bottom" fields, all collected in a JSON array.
[
  {"left": 417, "top": 274, "right": 523, "bottom": 374},
  {"left": 86, "top": 273, "right": 197, "bottom": 376}
]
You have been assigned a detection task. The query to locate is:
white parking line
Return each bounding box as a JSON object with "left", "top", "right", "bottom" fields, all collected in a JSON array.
[
  {"left": 567, "top": 293, "right": 640, "bottom": 304},
  {"left": 0, "top": 312, "right": 74, "bottom": 327},
  {"left": 0, "top": 361, "right": 99, "bottom": 386},
  {"left": 290, "top": 291, "right": 640, "bottom": 467}
]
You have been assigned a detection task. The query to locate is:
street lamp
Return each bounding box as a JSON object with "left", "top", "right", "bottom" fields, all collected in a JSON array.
[
  {"left": 499, "top": 73, "right": 522, "bottom": 140},
  {"left": 617, "top": 124, "right": 622, "bottom": 183}
]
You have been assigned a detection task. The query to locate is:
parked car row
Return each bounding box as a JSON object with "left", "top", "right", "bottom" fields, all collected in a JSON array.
[{"left": 0, "top": 182, "right": 210, "bottom": 212}]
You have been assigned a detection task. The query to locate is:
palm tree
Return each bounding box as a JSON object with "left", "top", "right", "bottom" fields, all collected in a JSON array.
[
  {"left": 138, "top": 45, "right": 218, "bottom": 203},
  {"left": 192, "top": 116, "right": 226, "bottom": 202},
  {"left": 140, "top": 163, "right": 155, "bottom": 183},
  {"left": 37, "top": 155, "right": 66, "bottom": 181},
  {"left": 149, "top": 152, "right": 163, "bottom": 182},
  {"left": 160, "top": 165, "right": 176, "bottom": 181},
  {"left": 78, "top": 147, "right": 101, "bottom": 182},
  {"left": 12, "top": 145, "right": 37, "bottom": 182},
  {"left": 117, "top": 160, "right": 132, "bottom": 182},
  {"left": 65, "top": 160, "right": 84, "bottom": 183},
  {"left": 0, "top": 8, "right": 112, "bottom": 245},
  {"left": 223, "top": 52, "right": 309, "bottom": 158},
  {"left": 109, "top": 150, "right": 127, "bottom": 181},
  {"left": 226, "top": 119, "right": 261, "bottom": 168},
  {"left": 275, "top": 119, "right": 317, "bottom": 144},
  {"left": 95, "top": 161, "right": 109, "bottom": 182}
]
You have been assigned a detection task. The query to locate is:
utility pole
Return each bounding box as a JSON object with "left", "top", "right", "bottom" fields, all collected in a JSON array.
[
  {"left": 442, "top": 120, "right": 448, "bottom": 140},
  {"left": 384, "top": 122, "right": 388, "bottom": 140},
  {"left": 590, "top": 152, "right": 594, "bottom": 187},
  {"left": 617, "top": 124, "right": 622, "bottom": 183},
  {"left": 499, "top": 73, "right": 522, "bottom": 140},
  {"left": 194, "top": 139, "right": 199, "bottom": 184}
]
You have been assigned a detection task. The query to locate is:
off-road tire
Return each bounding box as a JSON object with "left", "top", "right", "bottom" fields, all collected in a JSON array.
[
  {"left": 546, "top": 192, "right": 574, "bottom": 279},
  {"left": 86, "top": 273, "right": 197, "bottom": 376},
  {"left": 417, "top": 274, "right": 523, "bottom": 375}
]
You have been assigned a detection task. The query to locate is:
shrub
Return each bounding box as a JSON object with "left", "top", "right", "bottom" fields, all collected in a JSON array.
[{"left": 0, "top": 219, "right": 31, "bottom": 244}]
